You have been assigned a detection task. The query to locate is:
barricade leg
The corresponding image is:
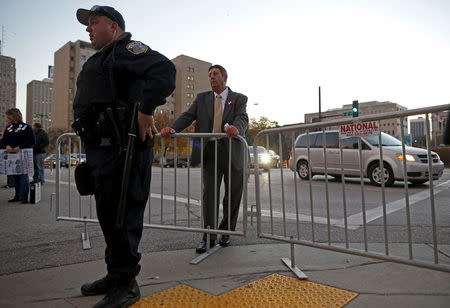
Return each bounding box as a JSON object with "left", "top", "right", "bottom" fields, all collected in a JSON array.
[
  {"left": 81, "top": 217, "right": 91, "bottom": 250},
  {"left": 281, "top": 236, "right": 308, "bottom": 280},
  {"left": 190, "top": 226, "right": 222, "bottom": 265}
]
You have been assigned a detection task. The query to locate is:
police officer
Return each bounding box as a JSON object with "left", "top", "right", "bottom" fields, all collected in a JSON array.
[{"left": 73, "top": 6, "right": 175, "bottom": 308}]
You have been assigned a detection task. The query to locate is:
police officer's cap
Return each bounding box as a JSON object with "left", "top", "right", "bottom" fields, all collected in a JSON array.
[{"left": 77, "top": 5, "right": 125, "bottom": 30}]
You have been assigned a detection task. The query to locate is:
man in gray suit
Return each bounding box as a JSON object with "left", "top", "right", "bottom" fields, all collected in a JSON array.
[{"left": 161, "top": 64, "right": 248, "bottom": 253}]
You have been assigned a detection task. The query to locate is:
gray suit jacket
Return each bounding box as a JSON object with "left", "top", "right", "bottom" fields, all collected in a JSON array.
[{"left": 171, "top": 87, "right": 248, "bottom": 168}]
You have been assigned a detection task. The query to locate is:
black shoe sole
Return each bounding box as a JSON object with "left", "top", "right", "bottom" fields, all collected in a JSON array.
[
  {"left": 81, "top": 289, "right": 109, "bottom": 296},
  {"left": 195, "top": 248, "right": 206, "bottom": 254}
]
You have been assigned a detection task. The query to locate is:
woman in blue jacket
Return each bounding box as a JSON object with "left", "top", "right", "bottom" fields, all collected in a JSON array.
[{"left": 1, "top": 108, "right": 35, "bottom": 203}]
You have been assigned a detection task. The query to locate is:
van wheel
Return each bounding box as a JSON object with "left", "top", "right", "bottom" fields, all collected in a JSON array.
[
  {"left": 368, "top": 163, "right": 395, "bottom": 187},
  {"left": 297, "top": 160, "right": 310, "bottom": 180},
  {"left": 409, "top": 180, "right": 428, "bottom": 185}
]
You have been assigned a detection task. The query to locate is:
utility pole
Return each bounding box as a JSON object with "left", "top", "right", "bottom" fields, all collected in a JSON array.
[
  {"left": 318, "top": 86, "right": 322, "bottom": 121},
  {"left": 0, "top": 25, "right": 4, "bottom": 55}
]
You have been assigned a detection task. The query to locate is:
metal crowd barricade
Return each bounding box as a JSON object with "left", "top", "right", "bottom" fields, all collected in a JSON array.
[
  {"left": 54, "top": 132, "right": 249, "bottom": 263},
  {"left": 54, "top": 133, "right": 93, "bottom": 249},
  {"left": 254, "top": 104, "right": 450, "bottom": 278},
  {"left": 149, "top": 133, "right": 249, "bottom": 264}
]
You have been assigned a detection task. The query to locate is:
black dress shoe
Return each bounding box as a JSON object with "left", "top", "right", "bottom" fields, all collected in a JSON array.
[
  {"left": 219, "top": 235, "right": 231, "bottom": 247},
  {"left": 195, "top": 240, "right": 216, "bottom": 254},
  {"left": 93, "top": 279, "right": 140, "bottom": 308},
  {"left": 8, "top": 198, "right": 19, "bottom": 203},
  {"left": 81, "top": 276, "right": 115, "bottom": 296}
]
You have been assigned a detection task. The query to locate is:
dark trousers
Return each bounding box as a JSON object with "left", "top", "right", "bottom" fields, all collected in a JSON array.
[
  {"left": 7, "top": 175, "right": 15, "bottom": 187},
  {"left": 87, "top": 145, "right": 153, "bottom": 283},
  {"left": 33, "top": 153, "right": 46, "bottom": 184},
  {"left": 202, "top": 140, "right": 244, "bottom": 241},
  {"left": 13, "top": 174, "right": 29, "bottom": 201}
]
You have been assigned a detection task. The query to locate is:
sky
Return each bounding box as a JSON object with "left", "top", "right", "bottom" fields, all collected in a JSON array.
[{"left": 1, "top": 0, "right": 450, "bottom": 125}]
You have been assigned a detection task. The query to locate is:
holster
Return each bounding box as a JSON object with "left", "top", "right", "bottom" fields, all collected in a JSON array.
[
  {"left": 72, "top": 106, "right": 132, "bottom": 148},
  {"left": 72, "top": 117, "right": 100, "bottom": 146},
  {"left": 74, "top": 162, "right": 95, "bottom": 195}
]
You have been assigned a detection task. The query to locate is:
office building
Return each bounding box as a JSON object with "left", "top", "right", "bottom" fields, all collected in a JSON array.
[
  {"left": 26, "top": 78, "right": 53, "bottom": 130},
  {"left": 156, "top": 55, "right": 212, "bottom": 119},
  {"left": 0, "top": 55, "right": 16, "bottom": 133},
  {"left": 52, "top": 40, "right": 96, "bottom": 130},
  {"left": 410, "top": 118, "right": 426, "bottom": 139}
]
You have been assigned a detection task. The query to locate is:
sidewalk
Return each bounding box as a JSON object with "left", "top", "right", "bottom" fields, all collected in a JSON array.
[
  {"left": 0, "top": 242, "right": 449, "bottom": 307},
  {"left": 1, "top": 174, "right": 450, "bottom": 307}
]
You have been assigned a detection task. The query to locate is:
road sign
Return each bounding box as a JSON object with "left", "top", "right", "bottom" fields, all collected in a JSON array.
[{"left": 339, "top": 121, "right": 379, "bottom": 139}]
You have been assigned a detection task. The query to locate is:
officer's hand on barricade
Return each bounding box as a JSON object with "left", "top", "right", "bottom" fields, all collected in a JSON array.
[
  {"left": 138, "top": 112, "right": 158, "bottom": 142},
  {"left": 160, "top": 127, "right": 175, "bottom": 138},
  {"left": 225, "top": 124, "right": 239, "bottom": 138}
]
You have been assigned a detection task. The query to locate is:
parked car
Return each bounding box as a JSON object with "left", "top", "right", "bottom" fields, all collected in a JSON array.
[
  {"left": 268, "top": 149, "right": 280, "bottom": 168},
  {"left": 163, "top": 158, "right": 189, "bottom": 168},
  {"left": 289, "top": 131, "right": 444, "bottom": 186},
  {"left": 249, "top": 146, "right": 271, "bottom": 170},
  {"left": 70, "top": 153, "right": 86, "bottom": 166},
  {"left": 44, "top": 154, "right": 70, "bottom": 168}
]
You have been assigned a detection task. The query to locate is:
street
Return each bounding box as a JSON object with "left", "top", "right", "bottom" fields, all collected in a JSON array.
[{"left": 1, "top": 167, "right": 449, "bottom": 276}]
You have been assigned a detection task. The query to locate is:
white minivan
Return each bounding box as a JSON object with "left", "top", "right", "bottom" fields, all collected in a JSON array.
[{"left": 289, "top": 131, "right": 444, "bottom": 186}]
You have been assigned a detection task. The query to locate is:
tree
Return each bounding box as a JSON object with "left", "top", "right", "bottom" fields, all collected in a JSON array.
[
  {"left": 246, "top": 116, "right": 278, "bottom": 146},
  {"left": 153, "top": 111, "right": 195, "bottom": 159},
  {"left": 47, "top": 127, "right": 72, "bottom": 154}
]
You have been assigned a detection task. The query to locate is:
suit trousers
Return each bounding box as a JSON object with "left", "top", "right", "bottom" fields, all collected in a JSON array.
[
  {"left": 86, "top": 144, "right": 153, "bottom": 283},
  {"left": 202, "top": 139, "right": 244, "bottom": 241}
]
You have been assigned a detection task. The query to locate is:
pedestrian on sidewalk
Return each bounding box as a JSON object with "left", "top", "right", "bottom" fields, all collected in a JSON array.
[
  {"left": 1, "top": 119, "right": 15, "bottom": 189},
  {"left": 1, "top": 108, "right": 35, "bottom": 203},
  {"left": 31, "top": 123, "right": 49, "bottom": 185},
  {"left": 73, "top": 5, "right": 175, "bottom": 308}
]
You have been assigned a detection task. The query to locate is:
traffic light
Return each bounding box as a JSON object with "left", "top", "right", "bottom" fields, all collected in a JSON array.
[{"left": 352, "top": 100, "right": 359, "bottom": 117}]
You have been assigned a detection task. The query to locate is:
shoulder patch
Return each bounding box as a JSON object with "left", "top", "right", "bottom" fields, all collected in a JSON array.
[{"left": 126, "top": 41, "right": 149, "bottom": 55}]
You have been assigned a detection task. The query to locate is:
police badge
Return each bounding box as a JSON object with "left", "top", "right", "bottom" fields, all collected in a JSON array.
[{"left": 126, "top": 41, "right": 149, "bottom": 55}]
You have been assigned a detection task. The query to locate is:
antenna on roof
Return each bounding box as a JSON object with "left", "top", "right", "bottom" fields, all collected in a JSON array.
[{"left": 0, "top": 25, "right": 5, "bottom": 55}]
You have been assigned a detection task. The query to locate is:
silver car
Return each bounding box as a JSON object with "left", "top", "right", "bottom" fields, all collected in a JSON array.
[
  {"left": 289, "top": 131, "right": 444, "bottom": 186},
  {"left": 249, "top": 146, "right": 271, "bottom": 170}
]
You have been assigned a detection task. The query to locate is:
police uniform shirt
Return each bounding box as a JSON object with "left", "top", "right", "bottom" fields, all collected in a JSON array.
[{"left": 73, "top": 32, "right": 176, "bottom": 121}]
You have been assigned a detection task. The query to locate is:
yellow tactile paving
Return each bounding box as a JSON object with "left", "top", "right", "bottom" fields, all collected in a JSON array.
[{"left": 131, "top": 274, "right": 358, "bottom": 308}]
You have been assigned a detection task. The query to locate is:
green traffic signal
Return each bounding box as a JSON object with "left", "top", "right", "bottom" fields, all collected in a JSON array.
[{"left": 352, "top": 100, "right": 359, "bottom": 117}]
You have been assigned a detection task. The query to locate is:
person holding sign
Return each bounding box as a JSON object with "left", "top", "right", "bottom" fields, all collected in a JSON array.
[{"left": 0, "top": 108, "right": 35, "bottom": 203}]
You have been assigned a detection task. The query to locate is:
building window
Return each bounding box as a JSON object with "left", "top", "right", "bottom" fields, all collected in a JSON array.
[
  {"left": 187, "top": 75, "right": 194, "bottom": 81},
  {"left": 187, "top": 84, "right": 194, "bottom": 90},
  {"left": 186, "top": 93, "right": 194, "bottom": 98},
  {"left": 187, "top": 66, "right": 194, "bottom": 73}
]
